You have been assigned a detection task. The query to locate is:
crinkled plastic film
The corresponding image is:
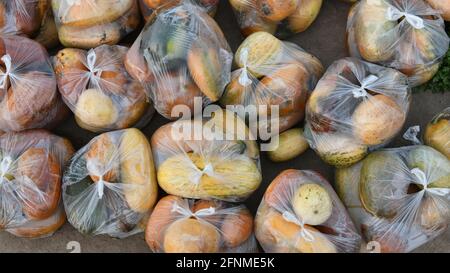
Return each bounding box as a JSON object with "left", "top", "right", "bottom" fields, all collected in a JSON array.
[
  {"left": 0, "top": 35, "right": 66, "bottom": 132},
  {"left": 0, "top": 129, "right": 74, "bottom": 238},
  {"left": 125, "top": 0, "right": 233, "bottom": 120},
  {"left": 347, "top": 0, "right": 450, "bottom": 86},
  {"left": 424, "top": 0, "right": 450, "bottom": 21},
  {"left": 336, "top": 145, "right": 450, "bottom": 252},
  {"left": 145, "top": 195, "right": 258, "bottom": 253},
  {"left": 151, "top": 109, "right": 262, "bottom": 202},
  {"left": 255, "top": 169, "right": 361, "bottom": 253},
  {"left": 0, "top": 0, "right": 48, "bottom": 37},
  {"left": 229, "top": 0, "right": 323, "bottom": 38},
  {"left": 51, "top": 0, "right": 141, "bottom": 49},
  {"left": 304, "top": 57, "right": 410, "bottom": 168},
  {"left": 139, "top": 0, "right": 219, "bottom": 22},
  {"left": 62, "top": 128, "right": 158, "bottom": 238},
  {"left": 220, "top": 31, "right": 323, "bottom": 136},
  {"left": 53, "top": 45, "right": 154, "bottom": 133}
]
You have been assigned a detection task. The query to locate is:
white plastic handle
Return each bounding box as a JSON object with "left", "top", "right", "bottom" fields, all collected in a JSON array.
[
  {"left": 0, "top": 156, "right": 13, "bottom": 182},
  {"left": 86, "top": 50, "right": 102, "bottom": 78},
  {"left": 97, "top": 177, "right": 105, "bottom": 199},
  {"left": 403, "top": 125, "right": 422, "bottom": 145},
  {"left": 171, "top": 202, "right": 216, "bottom": 219},
  {"left": 353, "top": 75, "right": 379, "bottom": 98},
  {"left": 192, "top": 162, "right": 215, "bottom": 185},
  {"left": 386, "top": 6, "right": 425, "bottom": 29},
  {"left": 238, "top": 48, "right": 253, "bottom": 87},
  {"left": 411, "top": 168, "right": 428, "bottom": 187},
  {"left": 0, "top": 55, "right": 12, "bottom": 89}
]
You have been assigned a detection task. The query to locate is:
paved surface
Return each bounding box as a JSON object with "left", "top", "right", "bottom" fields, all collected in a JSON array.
[{"left": 1, "top": 0, "right": 449, "bottom": 253}]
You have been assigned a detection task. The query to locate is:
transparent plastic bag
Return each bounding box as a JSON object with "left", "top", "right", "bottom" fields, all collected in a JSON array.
[
  {"left": 220, "top": 31, "right": 323, "bottom": 137},
  {"left": 335, "top": 145, "right": 450, "bottom": 252},
  {"left": 255, "top": 169, "right": 361, "bottom": 253},
  {"left": 0, "top": 129, "right": 74, "bottom": 238},
  {"left": 145, "top": 195, "right": 258, "bottom": 253},
  {"left": 0, "top": 0, "right": 48, "bottom": 37},
  {"left": 139, "top": 0, "right": 219, "bottom": 22},
  {"left": 425, "top": 0, "right": 450, "bottom": 21},
  {"left": 34, "top": 0, "right": 60, "bottom": 49},
  {"left": 125, "top": 0, "right": 233, "bottom": 120},
  {"left": 424, "top": 107, "right": 449, "bottom": 159},
  {"left": 0, "top": 35, "right": 67, "bottom": 133},
  {"left": 62, "top": 128, "right": 158, "bottom": 238},
  {"left": 51, "top": 0, "right": 141, "bottom": 49},
  {"left": 151, "top": 109, "right": 262, "bottom": 202},
  {"left": 53, "top": 45, "right": 154, "bottom": 133},
  {"left": 304, "top": 57, "right": 410, "bottom": 168},
  {"left": 229, "top": 0, "right": 323, "bottom": 38},
  {"left": 347, "top": 0, "right": 450, "bottom": 87}
]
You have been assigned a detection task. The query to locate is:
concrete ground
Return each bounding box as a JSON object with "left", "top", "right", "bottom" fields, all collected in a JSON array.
[{"left": 0, "top": 0, "right": 449, "bottom": 253}]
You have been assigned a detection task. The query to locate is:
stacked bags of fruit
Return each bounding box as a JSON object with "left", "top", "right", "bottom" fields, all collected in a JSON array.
[
  {"left": 0, "top": 130, "right": 74, "bottom": 238},
  {"left": 347, "top": 0, "right": 449, "bottom": 86},
  {"left": 145, "top": 110, "right": 261, "bottom": 252},
  {"left": 125, "top": 0, "right": 232, "bottom": 120},
  {"left": 0, "top": 35, "right": 67, "bottom": 133},
  {"left": 62, "top": 128, "right": 158, "bottom": 238},
  {"left": 145, "top": 196, "right": 257, "bottom": 253},
  {"left": 139, "top": 0, "right": 219, "bottom": 22},
  {"left": 255, "top": 169, "right": 361, "bottom": 253},
  {"left": 335, "top": 142, "right": 449, "bottom": 252},
  {"left": 229, "top": 0, "right": 322, "bottom": 38},
  {"left": 220, "top": 31, "right": 323, "bottom": 135},
  {"left": 51, "top": 0, "right": 141, "bottom": 49},
  {"left": 53, "top": 45, "right": 154, "bottom": 133},
  {"left": 304, "top": 58, "right": 411, "bottom": 168}
]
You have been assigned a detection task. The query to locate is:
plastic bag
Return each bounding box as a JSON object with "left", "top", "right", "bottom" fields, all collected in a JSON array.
[
  {"left": 53, "top": 45, "right": 154, "bottom": 133},
  {"left": 229, "top": 0, "right": 322, "bottom": 38},
  {"left": 151, "top": 109, "right": 262, "bottom": 202},
  {"left": 347, "top": 0, "right": 450, "bottom": 87},
  {"left": 62, "top": 128, "right": 158, "bottom": 238},
  {"left": 304, "top": 57, "right": 410, "bottom": 168},
  {"left": 125, "top": 0, "right": 232, "bottom": 120},
  {"left": 51, "top": 0, "right": 141, "bottom": 49},
  {"left": 335, "top": 145, "right": 450, "bottom": 252},
  {"left": 145, "top": 195, "right": 258, "bottom": 253},
  {"left": 0, "top": 129, "right": 74, "bottom": 238},
  {"left": 139, "top": 0, "right": 219, "bottom": 22},
  {"left": 425, "top": 0, "right": 450, "bottom": 21},
  {"left": 0, "top": 0, "right": 48, "bottom": 37},
  {"left": 0, "top": 35, "right": 67, "bottom": 133},
  {"left": 255, "top": 169, "right": 361, "bottom": 253},
  {"left": 220, "top": 31, "right": 323, "bottom": 137},
  {"left": 424, "top": 107, "right": 449, "bottom": 159},
  {"left": 34, "top": 1, "right": 60, "bottom": 49}
]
